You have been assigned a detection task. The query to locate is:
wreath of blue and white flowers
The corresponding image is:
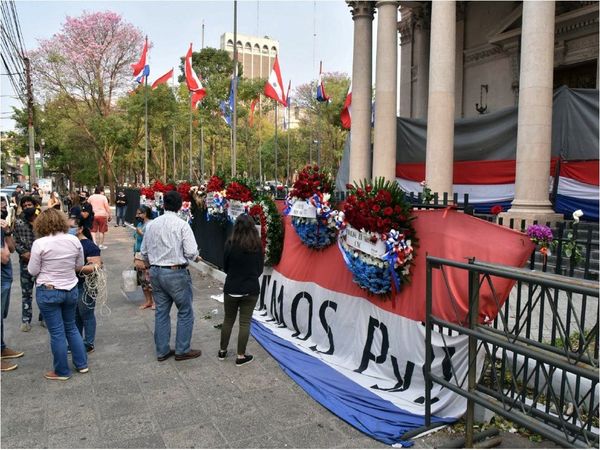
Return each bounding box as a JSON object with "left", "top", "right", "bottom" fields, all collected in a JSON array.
[
  {"left": 336, "top": 212, "right": 414, "bottom": 295},
  {"left": 285, "top": 192, "right": 337, "bottom": 249}
]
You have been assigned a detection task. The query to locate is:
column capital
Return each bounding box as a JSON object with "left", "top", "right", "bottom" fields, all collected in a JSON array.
[
  {"left": 375, "top": 0, "right": 399, "bottom": 8},
  {"left": 347, "top": 1, "right": 375, "bottom": 21}
]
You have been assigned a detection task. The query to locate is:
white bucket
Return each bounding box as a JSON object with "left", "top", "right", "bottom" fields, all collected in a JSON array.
[{"left": 122, "top": 269, "right": 138, "bottom": 292}]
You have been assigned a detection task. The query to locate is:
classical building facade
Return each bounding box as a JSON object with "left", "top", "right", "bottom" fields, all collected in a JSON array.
[
  {"left": 398, "top": 1, "right": 599, "bottom": 119},
  {"left": 346, "top": 0, "right": 598, "bottom": 224},
  {"left": 219, "top": 32, "right": 279, "bottom": 80}
]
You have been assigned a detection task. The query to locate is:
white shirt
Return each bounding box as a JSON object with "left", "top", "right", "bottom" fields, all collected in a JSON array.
[
  {"left": 140, "top": 211, "right": 199, "bottom": 266},
  {"left": 28, "top": 233, "right": 84, "bottom": 290}
]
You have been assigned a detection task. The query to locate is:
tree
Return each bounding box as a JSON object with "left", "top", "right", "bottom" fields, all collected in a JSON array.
[{"left": 30, "top": 11, "right": 144, "bottom": 199}]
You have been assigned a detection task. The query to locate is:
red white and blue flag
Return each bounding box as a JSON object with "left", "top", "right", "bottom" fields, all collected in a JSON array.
[
  {"left": 151, "top": 68, "right": 173, "bottom": 90},
  {"left": 340, "top": 82, "right": 352, "bottom": 129},
  {"left": 316, "top": 61, "right": 330, "bottom": 103},
  {"left": 264, "top": 55, "right": 287, "bottom": 107},
  {"left": 132, "top": 37, "right": 149, "bottom": 81},
  {"left": 184, "top": 43, "right": 206, "bottom": 109},
  {"left": 252, "top": 209, "right": 533, "bottom": 445}
]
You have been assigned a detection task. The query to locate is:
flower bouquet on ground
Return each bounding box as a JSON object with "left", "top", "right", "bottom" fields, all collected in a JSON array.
[
  {"left": 336, "top": 178, "right": 417, "bottom": 296},
  {"left": 249, "top": 194, "right": 284, "bottom": 266},
  {"left": 206, "top": 175, "right": 228, "bottom": 222},
  {"left": 284, "top": 164, "right": 337, "bottom": 249},
  {"left": 225, "top": 178, "right": 257, "bottom": 223}
]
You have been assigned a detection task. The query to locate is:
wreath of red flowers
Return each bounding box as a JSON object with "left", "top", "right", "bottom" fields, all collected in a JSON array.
[
  {"left": 249, "top": 204, "right": 267, "bottom": 252},
  {"left": 177, "top": 182, "right": 192, "bottom": 202},
  {"left": 344, "top": 180, "right": 414, "bottom": 236},
  {"left": 289, "top": 165, "right": 333, "bottom": 200},
  {"left": 226, "top": 182, "right": 253, "bottom": 203},
  {"left": 140, "top": 187, "right": 155, "bottom": 198},
  {"left": 207, "top": 175, "right": 225, "bottom": 192}
]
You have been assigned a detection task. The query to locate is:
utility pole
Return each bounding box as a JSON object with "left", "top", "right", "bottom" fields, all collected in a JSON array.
[
  {"left": 231, "top": 0, "right": 238, "bottom": 177},
  {"left": 24, "top": 57, "right": 37, "bottom": 186}
]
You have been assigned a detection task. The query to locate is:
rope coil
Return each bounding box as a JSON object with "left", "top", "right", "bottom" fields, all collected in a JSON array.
[{"left": 80, "top": 265, "right": 110, "bottom": 317}]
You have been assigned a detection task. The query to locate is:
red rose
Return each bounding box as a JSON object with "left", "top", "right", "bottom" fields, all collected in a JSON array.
[
  {"left": 372, "top": 204, "right": 381, "bottom": 213},
  {"left": 383, "top": 206, "right": 393, "bottom": 216},
  {"left": 365, "top": 185, "right": 373, "bottom": 193}
]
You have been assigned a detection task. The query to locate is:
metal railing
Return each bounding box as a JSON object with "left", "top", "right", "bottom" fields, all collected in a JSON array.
[{"left": 424, "top": 256, "right": 599, "bottom": 448}]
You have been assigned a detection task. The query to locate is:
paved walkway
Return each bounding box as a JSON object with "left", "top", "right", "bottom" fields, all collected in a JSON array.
[
  {"left": 1, "top": 225, "right": 387, "bottom": 449},
  {"left": 1, "top": 224, "right": 560, "bottom": 449}
]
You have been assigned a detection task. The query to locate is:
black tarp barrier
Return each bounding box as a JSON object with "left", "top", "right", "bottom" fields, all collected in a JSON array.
[
  {"left": 123, "top": 188, "right": 141, "bottom": 224},
  {"left": 190, "top": 205, "right": 232, "bottom": 269}
]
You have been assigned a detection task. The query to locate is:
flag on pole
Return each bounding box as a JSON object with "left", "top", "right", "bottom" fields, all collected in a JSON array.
[
  {"left": 135, "top": 65, "right": 150, "bottom": 85},
  {"left": 264, "top": 55, "right": 287, "bottom": 107},
  {"left": 219, "top": 77, "right": 236, "bottom": 126},
  {"left": 151, "top": 68, "right": 174, "bottom": 90},
  {"left": 286, "top": 80, "right": 292, "bottom": 107},
  {"left": 340, "top": 82, "right": 352, "bottom": 129},
  {"left": 249, "top": 97, "right": 259, "bottom": 127},
  {"left": 184, "top": 43, "right": 206, "bottom": 109},
  {"left": 132, "top": 37, "right": 149, "bottom": 77},
  {"left": 316, "top": 61, "right": 330, "bottom": 103}
]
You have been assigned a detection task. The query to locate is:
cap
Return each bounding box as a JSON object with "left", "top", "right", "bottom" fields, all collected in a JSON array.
[{"left": 69, "top": 206, "right": 81, "bottom": 219}]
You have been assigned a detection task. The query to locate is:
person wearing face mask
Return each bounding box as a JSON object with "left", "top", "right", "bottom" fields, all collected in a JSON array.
[
  {"left": 133, "top": 206, "right": 154, "bottom": 310},
  {"left": 73, "top": 216, "right": 102, "bottom": 353},
  {"left": 14, "top": 196, "right": 43, "bottom": 331},
  {"left": 1, "top": 199, "right": 24, "bottom": 371},
  {"left": 115, "top": 189, "right": 128, "bottom": 227},
  {"left": 78, "top": 191, "right": 94, "bottom": 236}
]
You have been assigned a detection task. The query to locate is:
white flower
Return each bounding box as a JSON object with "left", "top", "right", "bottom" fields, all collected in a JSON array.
[{"left": 573, "top": 209, "right": 583, "bottom": 223}]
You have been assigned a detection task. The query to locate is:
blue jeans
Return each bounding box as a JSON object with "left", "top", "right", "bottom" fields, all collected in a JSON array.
[
  {"left": 149, "top": 267, "right": 194, "bottom": 357},
  {"left": 1, "top": 277, "right": 12, "bottom": 350},
  {"left": 116, "top": 206, "right": 127, "bottom": 226},
  {"left": 36, "top": 285, "right": 87, "bottom": 376},
  {"left": 75, "top": 281, "right": 96, "bottom": 349}
]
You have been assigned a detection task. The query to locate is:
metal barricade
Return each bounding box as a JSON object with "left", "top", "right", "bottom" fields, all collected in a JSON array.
[{"left": 425, "top": 256, "right": 599, "bottom": 448}]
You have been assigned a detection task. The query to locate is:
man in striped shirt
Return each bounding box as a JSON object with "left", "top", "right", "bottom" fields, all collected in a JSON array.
[{"left": 138, "top": 190, "right": 202, "bottom": 362}]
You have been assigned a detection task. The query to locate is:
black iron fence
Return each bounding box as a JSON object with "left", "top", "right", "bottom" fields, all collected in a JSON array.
[{"left": 424, "top": 256, "right": 599, "bottom": 448}]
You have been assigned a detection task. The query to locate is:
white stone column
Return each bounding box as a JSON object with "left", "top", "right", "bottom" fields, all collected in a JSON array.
[
  {"left": 348, "top": 1, "right": 375, "bottom": 184},
  {"left": 372, "top": 0, "right": 399, "bottom": 181},
  {"left": 425, "top": 1, "right": 456, "bottom": 196},
  {"left": 501, "top": 0, "right": 561, "bottom": 225}
]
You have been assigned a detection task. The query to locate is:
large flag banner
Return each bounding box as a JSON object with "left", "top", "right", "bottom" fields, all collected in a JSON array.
[
  {"left": 341, "top": 82, "right": 352, "bottom": 129},
  {"left": 219, "top": 77, "right": 235, "bottom": 126},
  {"left": 316, "top": 61, "right": 330, "bottom": 102},
  {"left": 135, "top": 65, "right": 150, "bottom": 85},
  {"left": 252, "top": 209, "right": 534, "bottom": 445},
  {"left": 151, "top": 68, "right": 174, "bottom": 90},
  {"left": 184, "top": 43, "right": 206, "bottom": 109},
  {"left": 132, "top": 36, "right": 148, "bottom": 77},
  {"left": 264, "top": 55, "right": 287, "bottom": 107}
]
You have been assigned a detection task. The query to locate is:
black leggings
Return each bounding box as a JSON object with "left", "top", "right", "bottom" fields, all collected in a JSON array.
[{"left": 219, "top": 294, "right": 258, "bottom": 355}]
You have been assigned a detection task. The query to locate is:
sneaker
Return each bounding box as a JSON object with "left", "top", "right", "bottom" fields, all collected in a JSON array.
[
  {"left": 99, "top": 245, "right": 107, "bottom": 250},
  {"left": 86, "top": 345, "right": 95, "bottom": 354},
  {"left": 75, "top": 367, "right": 89, "bottom": 374},
  {"left": 20, "top": 323, "right": 31, "bottom": 332},
  {"left": 122, "top": 224, "right": 126, "bottom": 227},
  {"left": 1, "top": 360, "right": 18, "bottom": 372},
  {"left": 114, "top": 224, "right": 118, "bottom": 227},
  {"left": 236, "top": 354, "right": 254, "bottom": 366},
  {"left": 44, "top": 371, "right": 70, "bottom": 381},
  {"left": 217, "top": 350, "right": 227, "bottom": 360},
  {"left": 1, "top": 348, "right": 24, "bottom": 359}
]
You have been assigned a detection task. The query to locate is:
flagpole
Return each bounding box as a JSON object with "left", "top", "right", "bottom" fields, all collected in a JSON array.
[
  {"left": 172, "top": 67, "right": 176, "bottom": 181},
  {"left": 231, "top": 0, "right": 238, "bottom": 177},
  {"left": 258, "top": 98, "right": 263, "bottom": 182},
  {"left": 144, "top": 71, "right": 149, "bottom": 186},
  {"left": 274, "top": 102, "right": 278, "bottom": 182},
  {"left": 286, "top": 101, "right": 290, "bottom": 184},
  {"left": 189, "top": 93, "right": 193, "bottom": 181}
]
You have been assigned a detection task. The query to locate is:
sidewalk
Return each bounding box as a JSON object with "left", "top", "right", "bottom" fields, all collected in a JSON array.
[
  {"left": 0, "top": 225, "right": 561, "bottom": 449},
  {"left": 0, "top": 225, "right": 386, "bottom": 448}
]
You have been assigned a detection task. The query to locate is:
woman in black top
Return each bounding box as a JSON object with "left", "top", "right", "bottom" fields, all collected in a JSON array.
[{"left": 219, "top": 214, "right": 264, "bottom": 366}]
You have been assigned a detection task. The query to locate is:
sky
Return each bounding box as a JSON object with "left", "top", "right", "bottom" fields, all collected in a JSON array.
[{"left": 0, "top": 0, "right": 360, "bottom": 132}]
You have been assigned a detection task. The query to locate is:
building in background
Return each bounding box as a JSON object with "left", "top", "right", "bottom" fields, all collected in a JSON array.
[{"left": 220, "top": 32, "right": 279, "bottom": 80}]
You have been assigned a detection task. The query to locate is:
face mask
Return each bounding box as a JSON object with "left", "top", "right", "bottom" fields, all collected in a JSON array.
[
  {"left": 68, "top": 227, "right": 78, "bottom": 236},
  {"left": 1, "top": 210, "right": 7, "bottom": 220},
  {"left": 23, "top": 207, "right": 37, "bottom": 220}
]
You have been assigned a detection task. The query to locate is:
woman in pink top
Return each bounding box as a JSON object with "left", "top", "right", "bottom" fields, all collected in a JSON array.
[
  {"left": 87, "top": 186, "right": 112, "bottom": 249},
  {"left": 28, "top": 208, "right": 88, "bottom": 380}
]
